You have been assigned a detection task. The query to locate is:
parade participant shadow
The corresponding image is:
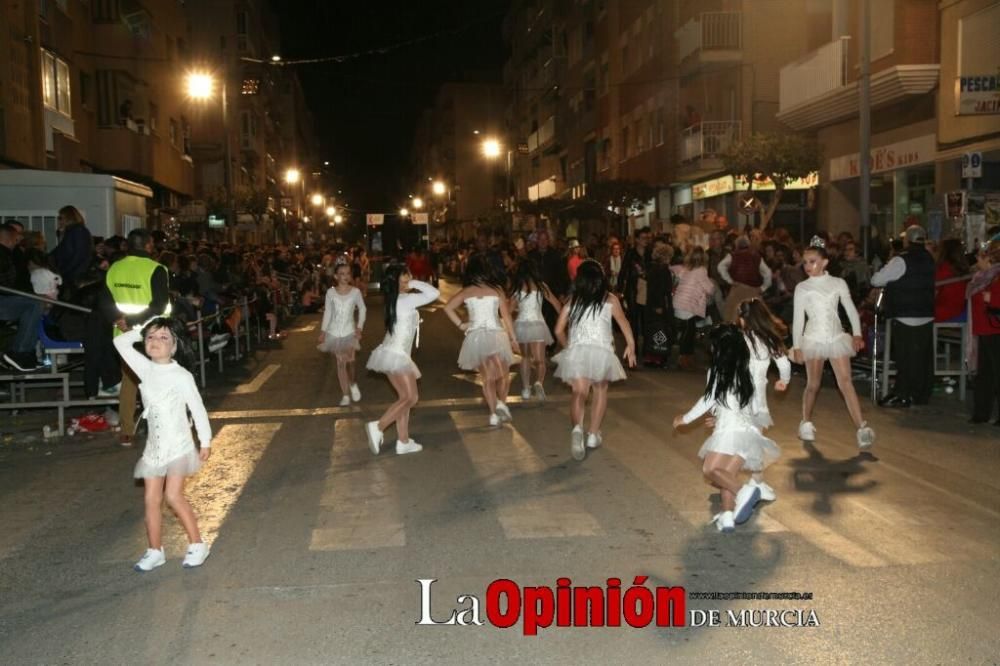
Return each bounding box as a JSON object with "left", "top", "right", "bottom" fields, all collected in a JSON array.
[{"left": 787, "top": 442, "right": 877, "bottom": 515}]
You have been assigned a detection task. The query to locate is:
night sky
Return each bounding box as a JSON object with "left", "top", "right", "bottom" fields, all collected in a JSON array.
[{"left": 273, "top": 1, "right": 509, "bottom": 221}]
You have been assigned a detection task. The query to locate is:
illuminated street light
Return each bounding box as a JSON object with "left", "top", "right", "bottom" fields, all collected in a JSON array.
[
  {"left": 399, "top": 207, "right": 409, "bottom": 217},
  {"left": 432, "top": 180, "right": 447, "bottom": 196},
  {"left": 412, "top": 197, "right": 424, "bottom": 209},
  {"left": 271, "top": 55, "right": 282, "bottom": 63},
  {"left": 482, "top": 138, "right": 501, "bottom": 159},
  {"left": 311, "top": 193, "right": 324, "bottom": 206},
  {"left": 185, "top": 72, "right": 214, "bottom": 99},
  {"left": 285, "top": 168, "right": 301, "bottom": 184},
  {"left": 334, "top": 214, "right": 343, "bottom": 224},
  {"left": 325, "top": 206, "right": 336, "bottom": 217}
]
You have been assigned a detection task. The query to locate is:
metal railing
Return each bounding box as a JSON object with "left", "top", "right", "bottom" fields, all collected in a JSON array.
[
  {"left": 676, "top": 12, "right": 742, "bottom": 62},
  {"left": 678, "top": 120, "right": 741, "bottom": 163}
]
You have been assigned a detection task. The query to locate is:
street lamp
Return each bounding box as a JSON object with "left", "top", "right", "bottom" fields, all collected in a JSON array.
[
  {"left": 482, "top": 138, "right": 501, "bottom": 159},
  {"left": 334, "top": 214, "right": 343, "bottom": 224},
  {"left": 432, "top": 180, "right": 446, "bottom": 196},
  {"left": 325, "top": 206, "right": 336, "bottom": 218},
  {"left": 186, "top": 69, "right": 232, "bottom": 236},
  {"left": 399, "top": 207, "right": 409, "bottom": 217},
  {"left": 285, "top": 168, "right": 301, "bottom": 184},
  {"left": 185, "top": 72, "right": 214, "bottom": 99},
  {"left": 311, "top": 193, "right": 324, "bottom": 206},
  {"left": 412, "top": 197, "right": 424, "bottom": 209}
]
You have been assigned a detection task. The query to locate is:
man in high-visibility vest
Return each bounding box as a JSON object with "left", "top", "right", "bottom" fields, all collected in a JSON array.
[{"left": 100, "top": 228, "right": 170, "bottom": 445}]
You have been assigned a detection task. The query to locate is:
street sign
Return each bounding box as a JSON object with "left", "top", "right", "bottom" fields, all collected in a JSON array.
[
  {"left": 961, "top": 152, "right": 983, "bottom": 178},
  {"left": 412, "top": 212, "right": 429, "bottom": 224},
  {"left": 366, "top": 213, "right": 384, "bottom": 226},
  {"left": 738, "top": 191, "right": 762, "bottom": 215}
]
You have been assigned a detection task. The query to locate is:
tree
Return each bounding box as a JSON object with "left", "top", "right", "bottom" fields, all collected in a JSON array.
[
  {"left": 722, "top": 132, "right": 820, "bottom": 230},
  {"left": 585, "top": 179, "right": 658, "bottom": 235}
]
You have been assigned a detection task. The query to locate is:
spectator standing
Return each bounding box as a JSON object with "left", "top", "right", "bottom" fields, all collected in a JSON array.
[
  {"left": 621, "top": 228, "right": 652, "bottom": 356},
  {"left": 528, "top": 230, "right": 569, "bottom": 342},
  {"left": 872, "top": 224, "right": 935, "bottom": 408},
  {"left": 934, "top": 238, "right": 970, "bottom": 323},
  {"left": 967, "top": 240, "right": 1000, "bottom": 424},
  {"left": 718, "top": 236, "right": 772, "bottom": 323},
  {"left": 49, "top": 205, "right": 94, "bottom": 290},
  {"left": 566, "top": 239, "right": 585, "bottom": 280},
  {"left": 671, "top": 246, "right": 717, "bottom": 370}
]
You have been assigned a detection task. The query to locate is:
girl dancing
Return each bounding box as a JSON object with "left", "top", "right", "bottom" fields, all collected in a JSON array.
[
  {"left": 553, "top": 259, "right": 636, "bottom": 461},
  {"left": 365, "top": 264, "right": 440, "bottom": 455},
  {"left": 791, "top": 237, "right": 875, "bottom": 450},
  {"left": 318, "top": 258, "right": 367, "bottom": 406},
  {"left": 508, "top": 259, "right": 563, "bottom": 401},
  {"left": 673, "top": 324, "right": 780, "bottom": 532},
  {"left": 444, "top": 254, "right": 521, "bottom": 426}
]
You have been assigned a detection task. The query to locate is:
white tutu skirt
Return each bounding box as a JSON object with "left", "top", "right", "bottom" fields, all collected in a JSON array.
[
  {"left": 799, "top": 332, "right": 855, "bottom": 360},
  {"left": 366, "top": 346, "right": 421, "bottom": 378},
  {"left": 317, "top": 333, "right": 359, "bottom": 355},
  {"left": 515, "top": 320, "right": 553, "bottom": 345},
  {"left": 134, "top": 448, "right": 202, "bottom": 479},
  {"left": 458, "top": 328, "right": 515, "bottom": 370},
  {"left": 698, "top": 428, "right": 780, "bottom": 472},
  {"left": 751, "top": 410, "right": 774, "bottom": 430},
  {"left": 553, "top": 344, "right": 626, "bottom": 383}
]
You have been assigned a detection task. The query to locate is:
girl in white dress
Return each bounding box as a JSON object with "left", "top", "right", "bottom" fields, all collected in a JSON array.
[
  {"left": 365, "top": 264, "right": 440, "bottom": 456},
  {"left": 673, "top": 324, "right": 779, "bottom": 532},
  {"left": 317, "top": 259, "right": 367, "bottom": 406},
  {"left": 508, "top": 259, "right": 563, "bottom": 401},
  {"left": 444, "top": 253, "right": 521, "bottom": 426},
  {"left": 791, "top": 237, "right": 875, "bottom": 450},
  {"left": 553, "top": 259, "right": 636, "bottom": 461},
  {"left": 735, "top": 298, "right": 791, "bottom": 502},
  {"left": 113, "top": 318, "right": 212, "bottom": 571}
]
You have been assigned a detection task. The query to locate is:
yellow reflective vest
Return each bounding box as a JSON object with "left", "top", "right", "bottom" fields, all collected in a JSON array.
[{"left": 106, "top": 255, "right": 170, "bottom": 336}]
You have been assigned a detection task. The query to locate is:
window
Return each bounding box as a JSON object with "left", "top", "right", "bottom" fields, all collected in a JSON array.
[
  {"left": 41, "top": 49, "right": 71, "bottom": 116},
  {"left": 599, "top": 52, "right": 609, "bottom": 96},
  {"left": 148, "top": 103, "right": 158, "bottom": 132},
  {"left": 600, "top": 137, "right": 612, "bottom": 171},
  {"left": 647, "top": 112, "right": 655, "bottom": 149},
  {"left": 636, "top": 117, "right": 645, "bottom": 152},
  {"left": 169, "top": 118, "right": 177, "bottom": 147},
  {"left": 656, "top": 108, "right": 665, "bottom": 146},
  {"left": 79, "top": 71, "right": 91, "bottom": 109},
  {"left": 620, "top": 126, "right": 629, "bottom": 161}
]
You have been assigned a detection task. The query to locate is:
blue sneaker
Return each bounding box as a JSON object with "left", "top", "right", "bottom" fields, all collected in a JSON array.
[{"left": 733, "top": 484, "right": 761, "bottom": 524}]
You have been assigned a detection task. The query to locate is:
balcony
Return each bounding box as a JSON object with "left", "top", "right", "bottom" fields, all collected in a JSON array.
[
  {"left": 777, "top": 38, "right": 939, "bottom": 130},
  {"left": 677, "top": 120, "right": 741, "bottom": 175},
  {"left": 675, "top": 12, "right": 742, "bottom": 76},
  {"left": 94, "top": 125, "right": 154, "bottom": 177}
]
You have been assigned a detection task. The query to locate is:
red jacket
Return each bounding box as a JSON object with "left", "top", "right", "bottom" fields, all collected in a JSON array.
[
  {"left": 934, "top": 263, "right": 969, "bottom": 322},
  {"left": 971, "top": 275, "right": 1000, "bottom": 337}
]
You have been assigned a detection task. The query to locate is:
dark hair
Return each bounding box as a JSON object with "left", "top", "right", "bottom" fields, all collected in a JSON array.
[
  {"left": 803, "top": 244, "right": 828, "bottom": 260},
  {"left": 462, "top": 252, "right": 505, "bottom": 290},
  {"left": 737, "top": 298, "right": 787, "bottom": 358},
  {"left": 509, "top": 258, "right": 548, "bottom": 298},
  {"left": 58, "top": 205, "right": 86, "bottom": 226},
  {"left": 704, "top": 324, "right": 754, "bottom": 409},
  {"left": 139, "top": 317, "right": 195, "bottom": 370},
  {"left": 127, "top": 228, "right": 152, "bottom": 253},
  {"left": 381, "top": 263, "right": 407, "bottom": 334},
  {"left": 568, "top": 259, "right": 608, "bottom": 326},
  {"left": 937, "top": 238, "right": 969, "bottom": 275}
]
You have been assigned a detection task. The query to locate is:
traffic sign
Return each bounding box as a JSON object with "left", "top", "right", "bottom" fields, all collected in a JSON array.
[
  {"left": 738, "top": 191, "right": 762, "bottom": 215},
  {"left": 961, "top": 152, "right": 982, "bottom": 179}
]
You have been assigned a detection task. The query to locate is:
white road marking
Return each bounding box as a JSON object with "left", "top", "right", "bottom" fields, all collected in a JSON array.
[
  {"left": 233, "top": 363, "right": 280, "bottom": 394},
  {"left": 289, "top": 323, "right": 317, "bottom": 332},
  {"left": 451, "top": 410, "right": 602, "bottom": 539},
  {"left": 309, "top": 419, "right": 405, "bottom": 551}
]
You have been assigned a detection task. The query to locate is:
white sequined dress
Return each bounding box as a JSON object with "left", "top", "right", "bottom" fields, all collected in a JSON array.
[
  {"left": 457, "top": 294, "right": 515, "bottom": 370},
  {"left": 553, "top": 301, "right": 626, "bottom": 383},
  {"left": 514, "top": 289, "right": 554, "bottom": 345},
  {"left": 680, "top": 390, "right": 780, "bottom": 472},
  {"left": 366, "top": 280, "right": 439, "bottom": 378},
  {"left": 113, "top": 329, "right": 212, "bottom": 479},
  {"left": 792, "top": 273, "right": 861, "bottom": 360},
  {"left": 317, "top": 287, "right": 366, "bottom": 354},
  {"left": 745, "top": 333, "right": 792, "bottom": 429}
]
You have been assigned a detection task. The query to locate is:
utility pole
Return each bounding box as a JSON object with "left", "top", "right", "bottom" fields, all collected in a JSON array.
[{"left": 859, "top": 0, "right": 871, "bottom": 260}]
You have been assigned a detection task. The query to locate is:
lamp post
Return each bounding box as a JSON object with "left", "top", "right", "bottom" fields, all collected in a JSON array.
[{"left": 187, "top": 70, "right": 232, "bottom": 237}]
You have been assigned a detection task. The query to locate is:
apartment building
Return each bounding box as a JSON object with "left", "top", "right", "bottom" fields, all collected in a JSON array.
[
  {"left": 411, "top": 82, "right": 507, "bottom": 237},
  {"left": 1, "top": 0, "right": 195, "bottom": 228}
]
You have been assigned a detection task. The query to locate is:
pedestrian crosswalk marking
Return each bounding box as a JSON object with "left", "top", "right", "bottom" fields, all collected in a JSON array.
[
  {"left": 450, "top": 411, "right": 602, "bottom": 539},
  {"left": 310, "top": 419, "right": 405, "bottom": 551},
  {"left": 289, "top": 323, "right": 317, "bottom": 332},
  {"left": 233, "top": 363, "right": 280, "bottom": 394},
  {"left": 450, "top": 372, "right": 520, "bottom": 388}
]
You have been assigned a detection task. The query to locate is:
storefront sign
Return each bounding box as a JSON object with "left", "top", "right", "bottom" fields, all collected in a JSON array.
[
  {"left": 734, "top": 172, "right": 819, "bottom": 191},
  {"left": 828, "top": 134, "right": 936, "bottom": 182},
  {"left": 366, "top": 213, "right": 384, "bottom": 226},
  {"left": 955, "top": 75, "right": 1000, "bottom": 115},
  {"left": 692, "top": 175, "right": 734, "bottom": 200}
]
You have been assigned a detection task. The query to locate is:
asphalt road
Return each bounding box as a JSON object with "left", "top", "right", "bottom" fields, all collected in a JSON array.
[{"left": 1, "top": 281, "right": 998, "bottom": 664}]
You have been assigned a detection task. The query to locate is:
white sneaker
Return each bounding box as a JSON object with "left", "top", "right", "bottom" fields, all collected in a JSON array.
[
  {"left": 711, "top": 511, "right": 735, "bottom": 533},
  {"left": 489, "top": 413, "right": 500, "bottom": 427},
  {"left": 521, "top": 386, "right": 532, "bottom": 400},
  {"left": 570, "top": 424, "right": 585, "bottom": 461},
  {"left": 396, "top": 439, "right": 423, "bottom": 455},
  {"left": 496, "top": 402, "right": 512, "bottom": 423},
  {"left": 751, "top": 479, "right": 776, "bottom": 502},
  {"left": 586, "top": 432, "right": 602, "bottom": 449},
  {"left": 339, "top": 395, "right": 351, "bottom": 406},
  {"left": 533, "top": 382, "right": 546, "bottom": 401},
  {"left": 733, "top": 483, "right": 761, "bottom": 524},
  {"left": 857, "top": 422, "right": 875, "bottom": 450},
  {"left": 134, "top": 548, "right": 166, "bottom": 572},
  {"left": 798, "top": 420, "right": 816, "bottom": 442},
  {"left": 365, "top": 420, "right": 382, "bottom": 455},
  {"left": 182, "top": 542, "right": 210, "bottom": 568},
  {"left": 350, "top": 384, "right": 361, "bottom": 402}
]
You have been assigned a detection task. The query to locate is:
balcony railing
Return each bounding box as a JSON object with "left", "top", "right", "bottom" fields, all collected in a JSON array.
[
  {"left": 678, "top": 120, "right": 741, "bottom": 164},
  {"left": 779, "top": 37, "right": 850, "bottom": 111},
  {"left": 676, "top": 12, "right": 742, "bottom": 62}
]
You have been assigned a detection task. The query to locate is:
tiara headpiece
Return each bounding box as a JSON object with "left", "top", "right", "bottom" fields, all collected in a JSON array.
[{"left": 809, "top": 236, "right": 826, "bottom": 249}]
